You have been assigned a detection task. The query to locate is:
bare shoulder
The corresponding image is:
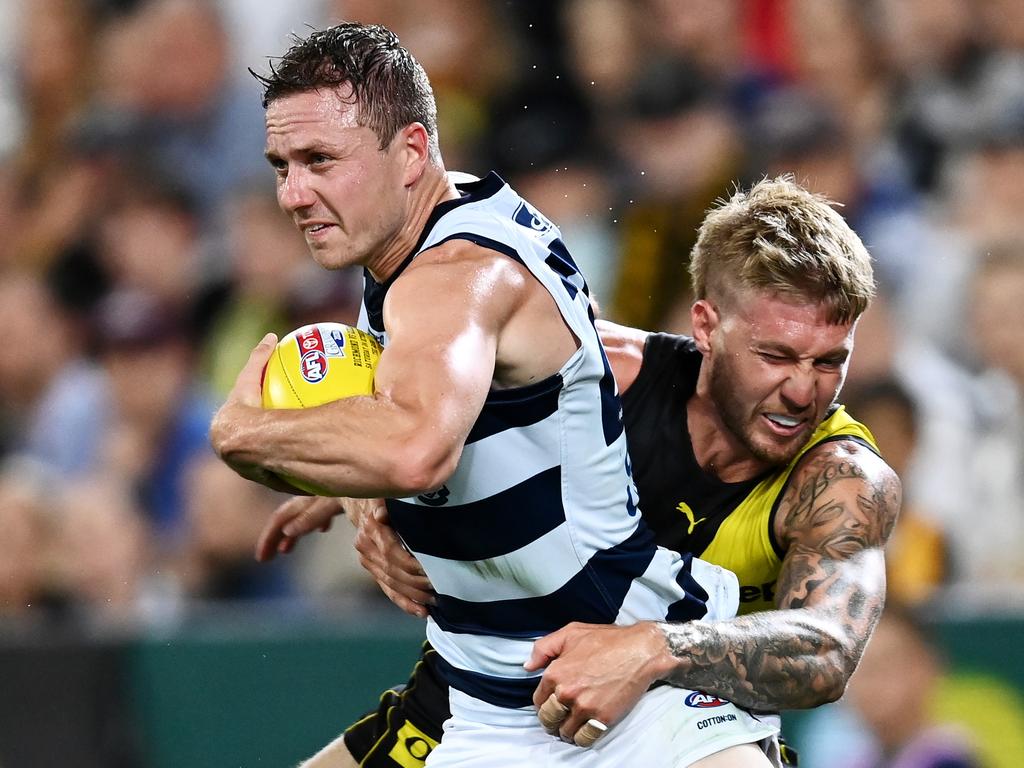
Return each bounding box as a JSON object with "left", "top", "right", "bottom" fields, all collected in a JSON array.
[
  {"left": 775, "top": 438, "right": 902, "bottom": 552},
  {"left": 404, "top": 237, "right": 526, "bottom": 284},
  {"left": 388, "top": 239, "right": 528, "bottom": 321},
  {"left": 596, "top": 320, "right": 650, "bottom": 394}
]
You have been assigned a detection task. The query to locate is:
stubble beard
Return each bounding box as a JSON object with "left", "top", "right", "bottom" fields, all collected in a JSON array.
[{"left": 708, "top": 356, "right": 807, "bottom": 468}]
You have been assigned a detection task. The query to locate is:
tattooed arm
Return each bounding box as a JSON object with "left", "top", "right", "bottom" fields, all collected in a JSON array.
[
  {"left": 528, "top": 440, "right": 900, "bottom": 735},
  {"left": 653, "top": 440, "right": 901, "bottom": 709}
]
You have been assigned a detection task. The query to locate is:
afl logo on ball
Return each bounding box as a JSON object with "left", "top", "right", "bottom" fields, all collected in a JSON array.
[
  {"left": 300, "top": 349, "right": 328, "bottom": 383},
  {"left": 685, "top": 692, "right": 729, "bottom": 708}
]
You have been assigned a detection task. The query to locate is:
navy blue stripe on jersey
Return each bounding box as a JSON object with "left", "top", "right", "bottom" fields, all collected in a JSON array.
[
  {"left": 585, "top": 302, "right": 625, "bottom": 447},
  {"left": 430, "top": 525, "right": 659, "bottom": 638},
  {"left": 464, "top": 373, "right": 563, "bottom": 446},
  {"left": 424, "top": 232, "right": 524, "bottom": 266},
  {"left": 545, "top": 238, "right": 588, "bottom": 300},
  {"left": 387, "top": 466, "right": 565, "bottom": 561},
  {"left": 665, "top": 552, "right": 711, "bottom": 622},
  {"left": 361, "top": 269, "right": 388, "bottom": 335},
  {"left": 414, "top": 173, "right": 506, "bottom": 254},
  {"left": 434, "top": 655, "right": 539, "bottom": 709}
]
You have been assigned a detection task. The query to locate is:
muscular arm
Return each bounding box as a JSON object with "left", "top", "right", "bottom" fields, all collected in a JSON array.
[
  {"left": 211, "top": 243, "right": 517, "bottom": 498},
  {"left": 655, "top": 441, "right": 901, "bottom": 709}
]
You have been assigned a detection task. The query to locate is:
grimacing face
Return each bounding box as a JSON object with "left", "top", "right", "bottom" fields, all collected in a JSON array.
[
  {"left": 702, "top": 289, "right": 856, "bottom": 466},
  {"left": 264, "top": 86, "right": 412, "bottom": 273}
]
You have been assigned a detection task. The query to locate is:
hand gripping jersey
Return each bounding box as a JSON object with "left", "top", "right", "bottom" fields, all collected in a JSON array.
[
  {"left": 357, "top": 173, "right": 736, "bottom": 713},
  {"left": 622, "top": 333, "right": 881, "bottom": 615}
]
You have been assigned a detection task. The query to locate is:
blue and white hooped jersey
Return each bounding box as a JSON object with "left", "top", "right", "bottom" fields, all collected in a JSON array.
[{"left": 358, "top": 172, "right": 737, "bottom": 711}]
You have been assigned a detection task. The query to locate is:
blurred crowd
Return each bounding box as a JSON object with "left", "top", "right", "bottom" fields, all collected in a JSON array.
[{"left": 1, "top": 0, "right": 1024, "bottom": 635}]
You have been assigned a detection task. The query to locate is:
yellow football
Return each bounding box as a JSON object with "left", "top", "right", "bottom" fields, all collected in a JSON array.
[{"left": 261, "top": 322, "right": 383, "bottom": 494}]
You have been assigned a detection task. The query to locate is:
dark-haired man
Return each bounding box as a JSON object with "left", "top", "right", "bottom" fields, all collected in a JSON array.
[{"left": 211, "top": 22, "right": 778, "bottom": 768}]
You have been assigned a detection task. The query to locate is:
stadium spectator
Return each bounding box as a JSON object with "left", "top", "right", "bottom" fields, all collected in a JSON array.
[
  {"left": 199, "top": 185, "right": 313, "bottom": 398},
  {"left": 0, "top": 271, "right": 107, "bottom": 475},
  {"left": 0, "top": 463, "right": 61, "bottom": 619},
  {"left": 52, "top": 475, "right": 154, "bottom": 627},
  {"left": 843, "top": 379, "right": 948, "bottom": 604},
  {"left": 179, "top": 454, "right": 294, "bottom": 601},
  {"left": 93, "top": 288, "right": 217, "bottom": 549},
  {"left": 960, "top": 242, "right": 1024, "bottom": 586}
]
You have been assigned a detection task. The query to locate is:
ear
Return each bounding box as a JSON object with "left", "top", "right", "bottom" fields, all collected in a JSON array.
[
  {"left": 690, "top": 299, "right": 718, "bottom": 355},
  {"left": 397, "top": 122, "right": 430, "bottom": 187}
]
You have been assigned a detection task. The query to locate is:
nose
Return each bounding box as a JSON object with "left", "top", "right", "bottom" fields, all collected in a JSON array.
[
  {"left": 779, "top": 363, "right": 816, "bottom": 412},
  {"left": 277, "top": 166, "right": 316, "bottom": 214}
]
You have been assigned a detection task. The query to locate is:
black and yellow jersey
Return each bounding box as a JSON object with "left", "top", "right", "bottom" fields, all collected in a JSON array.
[{"left": 623, "top": 333, "right": 879, "bottom": 615}]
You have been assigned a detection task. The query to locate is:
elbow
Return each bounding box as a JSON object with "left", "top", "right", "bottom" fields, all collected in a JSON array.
[
  {"left": 819, "top": 677, "right": 848, "bottom": 705},
  {"left": 387, "top": 439, "right": 461, "bottom": 497},
  {"left": 818, "top": 643, "right": 862, "bottom": 705}
]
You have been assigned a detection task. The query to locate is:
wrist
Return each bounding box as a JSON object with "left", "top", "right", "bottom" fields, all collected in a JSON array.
[
  {"left": 650, "top": 620, "right": 703, "bottom": 681},
  {"left": 212, "top": 402, "right": 268, "bottom": 464},
  {"left": 630, "top": 621, "right": 682, "bottom": 684}
]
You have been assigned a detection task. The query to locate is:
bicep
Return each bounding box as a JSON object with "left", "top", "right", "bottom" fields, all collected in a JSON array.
[
  {"left": 774, "top": 444, "right": 901, "bottom": 617},
  {"left": 373, "top": 254, "right": 513, "bottom": 445}
]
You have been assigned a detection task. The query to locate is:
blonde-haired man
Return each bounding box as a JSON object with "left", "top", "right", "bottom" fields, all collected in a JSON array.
[{"left": 531, "top": 176, "right": 897, "bottom": 738}]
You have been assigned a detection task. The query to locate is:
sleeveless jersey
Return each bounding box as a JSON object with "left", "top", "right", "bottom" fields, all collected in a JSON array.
[
  {"left": 623, "top": 332, "right": 880, "bottom": 614},
  {"left": 357, "top": 174, "right": 735, "bottom": 711}
]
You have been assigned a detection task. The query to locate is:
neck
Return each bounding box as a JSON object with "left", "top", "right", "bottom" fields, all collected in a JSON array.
[
  {"left": 687, "top": 375, "right": 772, "bottom": 483},
  {"left": 367, "top": 165, "right": 459, "bottom": 283}
]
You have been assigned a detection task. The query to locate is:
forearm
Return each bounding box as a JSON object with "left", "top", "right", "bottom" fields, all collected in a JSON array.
[
  {"left": 659, "top": 445, "right": 899, "bottom": 710},
  {"left": 212, "top": 397, "right": 454, "bottom": 498},
  {"left": 655, "top": 609, "right": 857, "bottom": 710}
]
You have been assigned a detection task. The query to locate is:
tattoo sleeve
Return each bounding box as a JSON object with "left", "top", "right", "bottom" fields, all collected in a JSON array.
[{"left": 656, "top": 445, "right": 901, "bottom": 710}]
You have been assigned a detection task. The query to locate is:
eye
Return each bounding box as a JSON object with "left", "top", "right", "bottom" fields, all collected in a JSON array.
[
  {"left": 759, "top": 352, "right": 787, "bottom": 363},
  {"left": 310, "top": 153, "right": 331, "bottom": 165},
  {"left": 816, "top": 358, "right": 845, "bottom": 371}
]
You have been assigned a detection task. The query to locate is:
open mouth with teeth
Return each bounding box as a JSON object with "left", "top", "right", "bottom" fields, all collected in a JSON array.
[{"left": 762, "top": 413, "right": 806, "bottom": 436}]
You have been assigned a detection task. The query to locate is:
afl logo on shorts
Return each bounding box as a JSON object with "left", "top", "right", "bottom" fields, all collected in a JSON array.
[
  {"left": 685, "top": 692, "right": 729, "bottom": 708},
  {"left": 300, "top": 349, "right": 328, "bottom": 383}
]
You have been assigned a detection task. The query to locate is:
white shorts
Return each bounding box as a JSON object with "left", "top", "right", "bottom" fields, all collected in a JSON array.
[{"left": 425, "top": 686, "right": 780, "bottom": 767}]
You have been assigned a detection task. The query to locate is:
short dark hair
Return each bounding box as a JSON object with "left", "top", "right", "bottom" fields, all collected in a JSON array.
[{"left": 251, "top": 23, "right": 438, "bottom": 152}]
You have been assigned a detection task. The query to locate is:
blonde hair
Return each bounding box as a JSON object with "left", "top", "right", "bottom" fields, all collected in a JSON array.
[{"left": 689, "top": 176, "right": 875, "bottom": 324}]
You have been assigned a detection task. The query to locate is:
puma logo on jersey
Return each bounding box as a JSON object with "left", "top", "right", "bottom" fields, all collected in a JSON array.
[{"left": 676, "top": 501, "right": 707, "bottom": 534}]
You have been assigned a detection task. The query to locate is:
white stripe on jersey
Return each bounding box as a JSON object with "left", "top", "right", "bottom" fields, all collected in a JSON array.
[
  {"left": 612, "top": 548, "right": 739, "bottom": 626},
  {"left": 690, "top": 558, "right": 741, "bottom": 621},
  {"left": 414, "top": 521, "right": 591, "bottom": 602},
  {"left": 396, "top": 410, "right": 562, "bottom": 507},
  {"left": 425, "top": 619, "right": 539, "bottom": 681}
]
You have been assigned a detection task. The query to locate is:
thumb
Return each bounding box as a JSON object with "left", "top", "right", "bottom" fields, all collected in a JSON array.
[{"left": 232, "top": 332, "right": 279, "bottom": 407}]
